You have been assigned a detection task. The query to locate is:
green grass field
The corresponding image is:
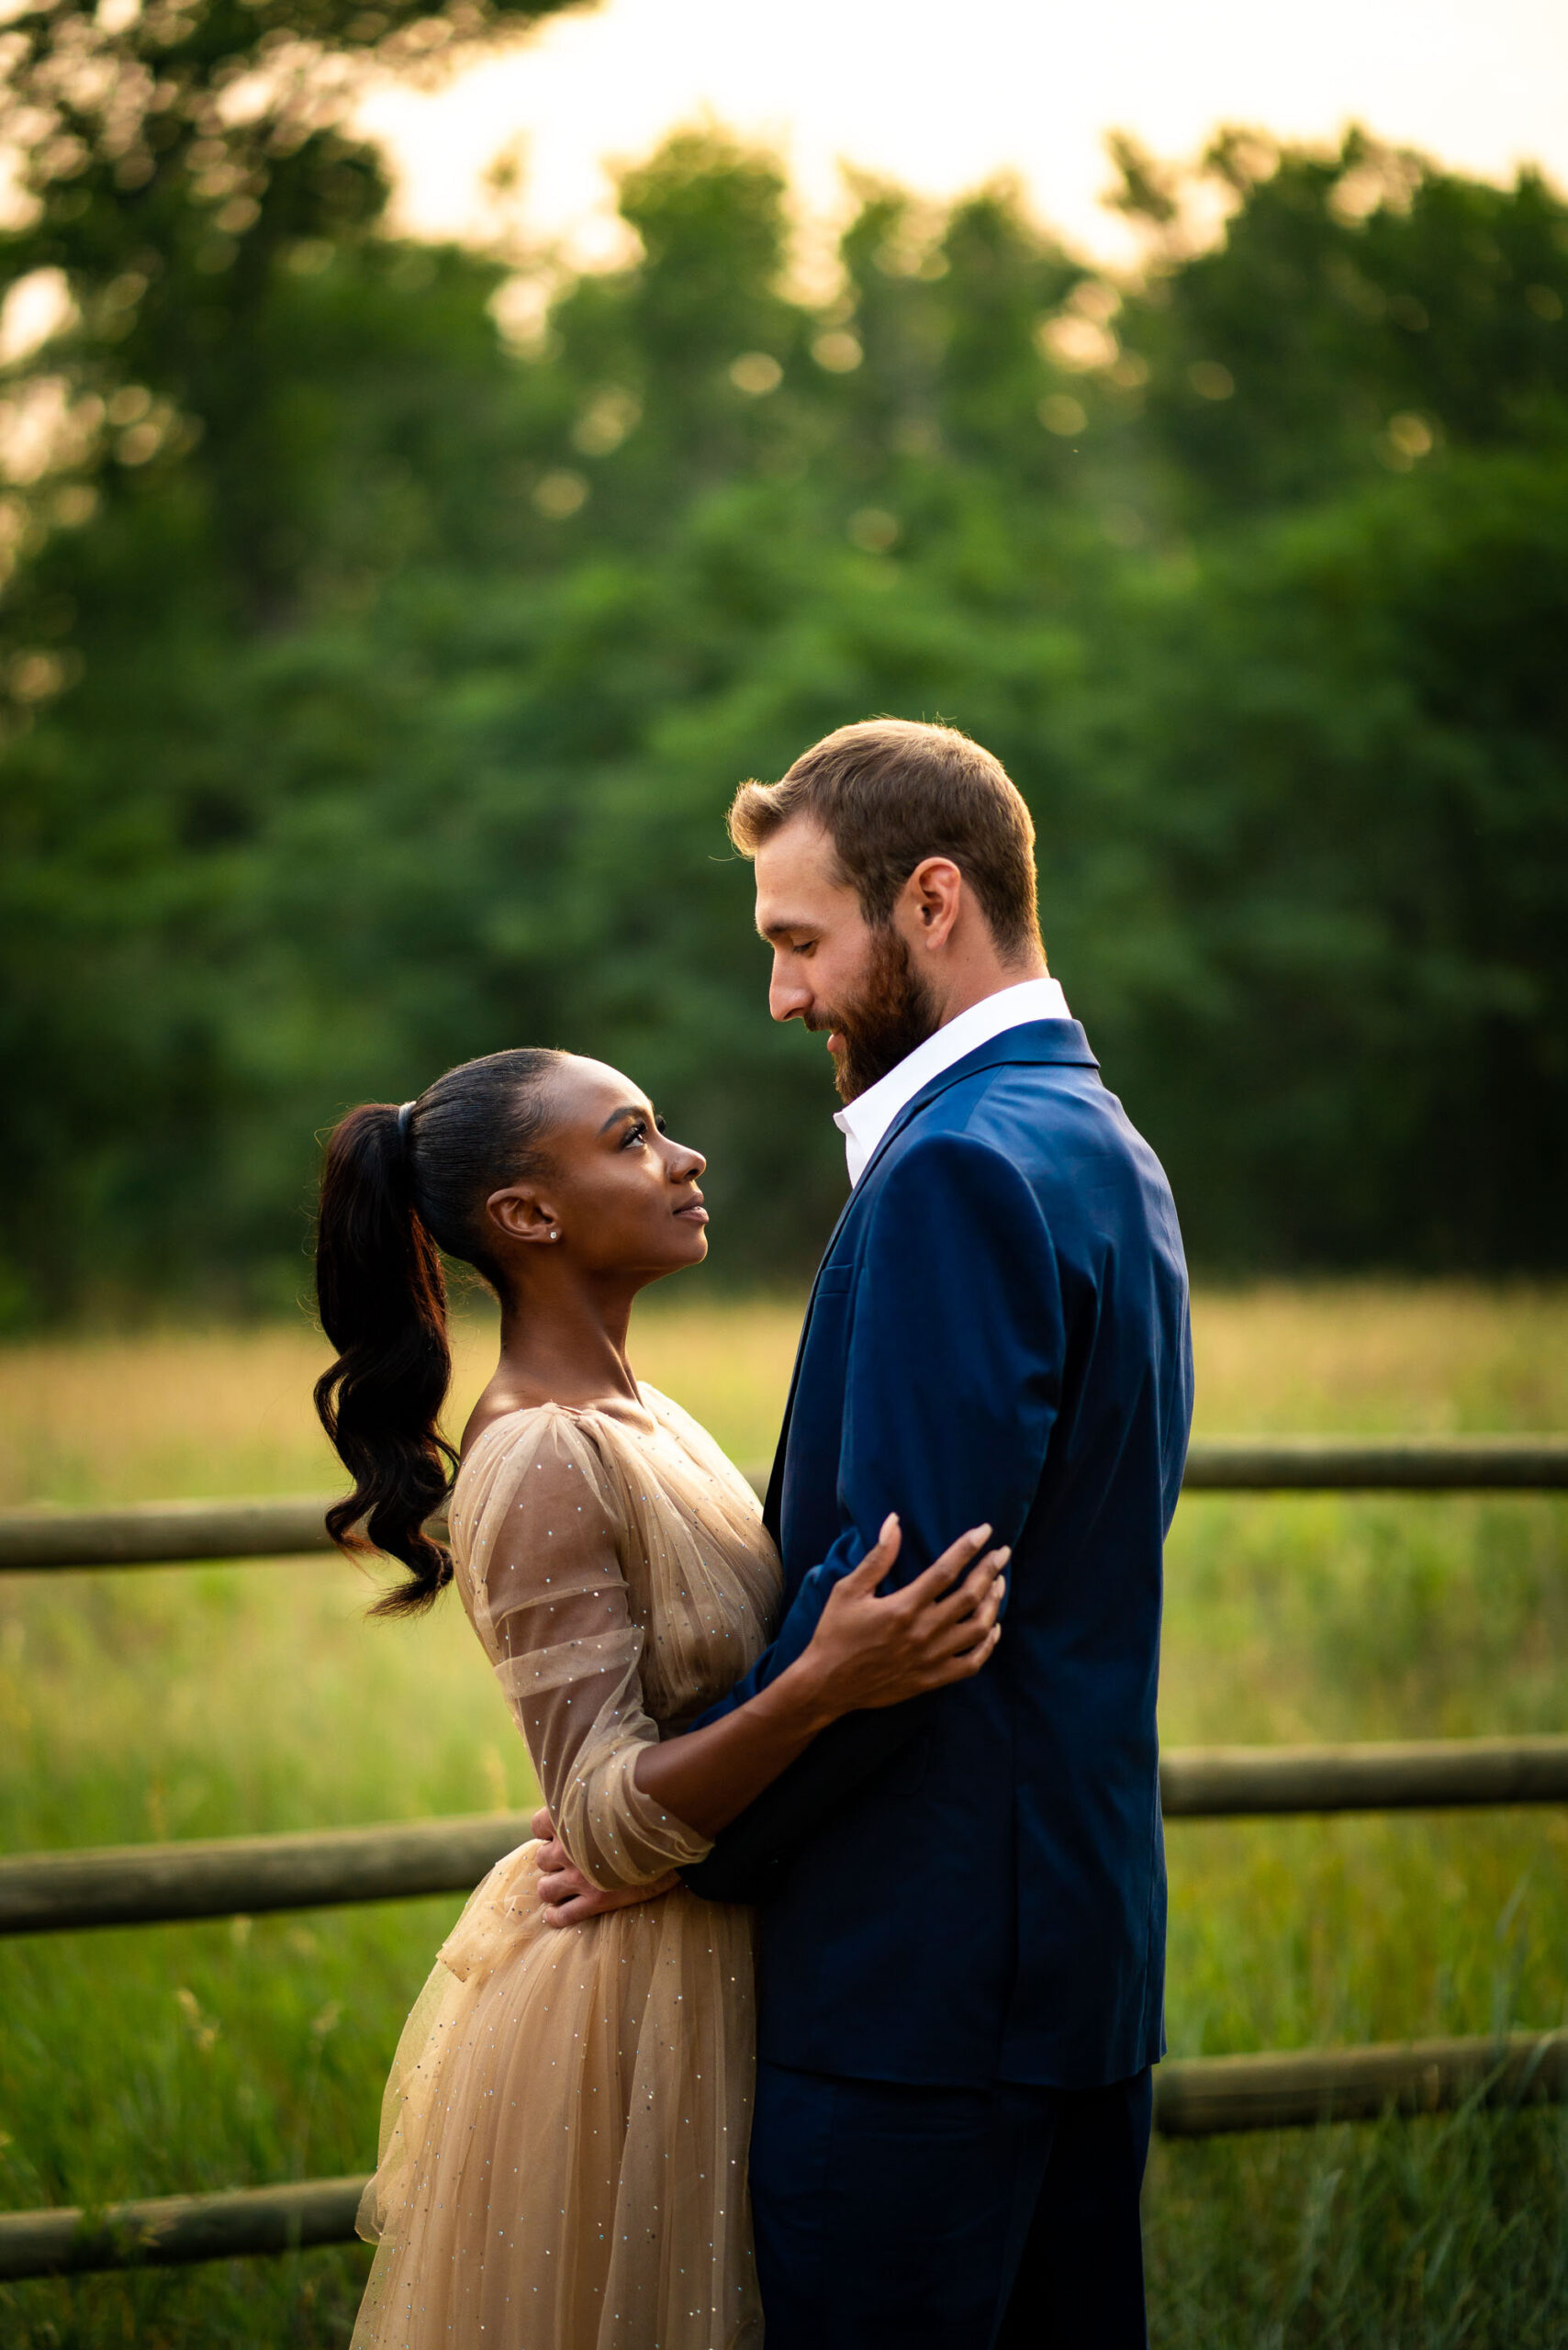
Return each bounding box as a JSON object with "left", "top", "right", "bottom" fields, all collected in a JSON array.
[{"left": 3, "top": 1284, "right": 1566, "bottom": 2345}]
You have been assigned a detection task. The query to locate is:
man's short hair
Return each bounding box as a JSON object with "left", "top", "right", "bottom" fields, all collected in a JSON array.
[{"left": 728, "top": 718, "right": 1043, "bottom": 960}]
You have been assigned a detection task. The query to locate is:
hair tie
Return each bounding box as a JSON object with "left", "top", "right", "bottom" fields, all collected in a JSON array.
[{"left": 396, "top": 1100, "right": 416, "bottom": 1142}]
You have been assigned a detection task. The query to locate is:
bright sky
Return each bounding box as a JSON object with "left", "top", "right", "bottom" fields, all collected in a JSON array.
[{"left": 359, "top": 0, "right": 1568, "bottom": 274}]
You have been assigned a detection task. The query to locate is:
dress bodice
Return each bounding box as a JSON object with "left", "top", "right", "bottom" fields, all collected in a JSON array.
[{"left": 445, "top": 1384, "right": 782, "bottom": 1886}]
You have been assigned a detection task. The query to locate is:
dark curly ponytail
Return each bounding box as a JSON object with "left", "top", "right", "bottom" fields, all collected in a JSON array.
[{"left": 313, "top": 1047, "right": 564, "bottom": 1617}]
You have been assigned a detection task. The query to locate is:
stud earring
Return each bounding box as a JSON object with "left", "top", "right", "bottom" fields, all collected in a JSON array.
[{"left": 550, "top": 1227, "right": 560, "bottom": 1239}]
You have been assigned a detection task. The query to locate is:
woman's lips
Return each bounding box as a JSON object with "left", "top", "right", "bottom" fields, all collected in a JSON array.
[{"left": 675, "top": 1197, "right": 709, "bottom": 1223}]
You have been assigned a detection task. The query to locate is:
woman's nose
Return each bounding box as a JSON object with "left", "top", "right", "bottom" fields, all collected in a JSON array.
[{"left": 674, "top": 1145, "right": 705, "bottom": 1181}]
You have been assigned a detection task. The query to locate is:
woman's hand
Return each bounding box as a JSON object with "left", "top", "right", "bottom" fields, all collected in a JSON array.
[
  {"left": 532, "top": 1805, "right": 676, "bottom": 1928},
  {"left": 539, "top": 1517, "right": 1007, "bottom": 1888},
  {"left": 793, "top": 1515, "right": 1008, "bottom": 1719}
]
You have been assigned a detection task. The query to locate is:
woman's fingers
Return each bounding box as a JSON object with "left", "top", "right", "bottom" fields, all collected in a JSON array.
[
  {"left": 850, "top": 1518, "right": 999, "bottom": 1612},
  {"left": 926, "top": 1555, "right": 1008, "bottom": 1657},
  {"left": 903, "top": 1524, "right": 993, "bottom": 1605},
  {"left": 938, "top": 1619, "right": 1003, "bottom": 1682},
  {"left": 932, "top": 1543, "right": 1011, "bottom": 1623},
  {"left": 844, "top": 1513, "right": 902, "bottom": 1588},
  {"left": 544, "top": 1890, "right": 601, "bottom": 1929},
  {"left": 541, "top": 1873, "right": 679, "bottom": 1929},
  {"left": 901, "top": 1542, "right": 1008, "bottom": 1648}
]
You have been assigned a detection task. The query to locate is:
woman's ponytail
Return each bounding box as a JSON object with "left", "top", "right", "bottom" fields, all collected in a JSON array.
[
  {"left": 313, "top": 1102, "right": 455, "bottom": 1616},
  {"left": 312, "top": 1047, "right": 563, "bottom": 1618}
]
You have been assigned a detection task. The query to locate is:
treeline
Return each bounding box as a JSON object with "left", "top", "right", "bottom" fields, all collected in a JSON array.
[{"left": 2, "top": 0, "right": 1566, "bottom": 1317}]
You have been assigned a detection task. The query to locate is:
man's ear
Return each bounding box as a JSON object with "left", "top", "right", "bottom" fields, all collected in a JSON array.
[
  {"left": 487, "top": 1186, "right": 561, "bottom": 1246},
  {"left": 902, "top": 856, "right": 963, "bottom": 952}
]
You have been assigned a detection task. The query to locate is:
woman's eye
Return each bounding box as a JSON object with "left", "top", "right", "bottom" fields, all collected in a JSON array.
[{"left": 622, "top": 1121, "right": 647, "bottom": 1147}]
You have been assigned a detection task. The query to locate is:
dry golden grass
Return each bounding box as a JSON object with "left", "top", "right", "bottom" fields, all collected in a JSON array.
[
  {"left": 1190, "top": 1282, "right": 1568, "bottom": 1436},
  {"left": 2, "top": 1281, "right": 1564, "bottom": 1511},
  {"left": 0, "top": 1292, "right": 808, "bottom": 1509},
  {"left": 1, "top": 1284, "right": 1565, "bottom": 2346}
]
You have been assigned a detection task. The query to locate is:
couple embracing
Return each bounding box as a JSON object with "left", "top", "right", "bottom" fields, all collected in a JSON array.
[{"left": 314, "top": 719, "right": 1193, "bottom": 2350}]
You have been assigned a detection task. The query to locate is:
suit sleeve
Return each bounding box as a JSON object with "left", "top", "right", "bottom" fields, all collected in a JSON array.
[{"left": 682, "top": 1128, "right": 1064, "bottom": 1901}]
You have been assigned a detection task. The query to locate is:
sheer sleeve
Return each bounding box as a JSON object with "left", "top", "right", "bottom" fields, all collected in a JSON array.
[{"left": 465, "top": 1412, "right": 715, "bottom": 1890}]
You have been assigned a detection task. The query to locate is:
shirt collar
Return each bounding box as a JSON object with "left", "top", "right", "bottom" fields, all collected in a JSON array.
[{"left": 834, "top": 975, "right": 1071, "bottom": 1187}]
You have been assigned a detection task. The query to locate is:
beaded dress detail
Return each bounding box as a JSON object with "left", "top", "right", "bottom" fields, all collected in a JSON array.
[{"left": 351, "top": 1386, "right": 782, "bottom": 2350}]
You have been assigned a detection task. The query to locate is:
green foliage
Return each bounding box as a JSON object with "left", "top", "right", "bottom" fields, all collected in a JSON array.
[
  {"left": 1077, "top": 451, "right": 1568, "bottom": 1266},
  {"left": 2, "top": 80, "right": 1566, "bottom": 1315},
  {"left": 1114, "top": 126, "right": 1568, "bottom": 512}
]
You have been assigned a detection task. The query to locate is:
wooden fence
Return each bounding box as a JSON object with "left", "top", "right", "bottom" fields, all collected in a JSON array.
[
  {"left": 5, "top": 1438, "right": 1566, "bottom": 1574},
  {"left": 6, "top": 1738, "right": 1568, "bottom": 1938},
  {"left": 2, "top": 1438, "right": 1565, "bottom": 2282}
]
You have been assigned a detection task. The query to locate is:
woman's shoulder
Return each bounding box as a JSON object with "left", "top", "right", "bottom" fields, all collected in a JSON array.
[
  {"left": 460, "top": 1393, "right": 579, "bottom": 1460},
  {"left": 454, "top": 1388, "right": 747, "bottom": 1536},
  {"left": 636, "top": 1385, "right": 761, "bottom": 1504},
  {"left": 635, "top": 1382, "right": 731, "bottom": 1449},
  {"left": 461, "top": 1390, "right": 652, "bottom": 1459},
  {"left": 633, "top": 1382, "right": 689, "bottom": 1432},
  {"left": 451, "top": 1400, "right": 627, "bottom": 1548}
]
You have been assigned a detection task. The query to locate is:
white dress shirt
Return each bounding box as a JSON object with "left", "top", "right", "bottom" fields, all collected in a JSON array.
[{"left": 834, "top": 975, "right": 1072, "bottom": 1187}]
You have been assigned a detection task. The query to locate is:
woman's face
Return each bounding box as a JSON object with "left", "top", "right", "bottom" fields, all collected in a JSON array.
[{"left": 489, "top": 1058, "right": 709, "bottom": 1281}]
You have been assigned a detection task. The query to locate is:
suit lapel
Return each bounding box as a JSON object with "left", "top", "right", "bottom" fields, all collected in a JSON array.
[
  {"left": 762, "top": 1241, "right": 834, "bottom": 1544},
  {"left": 761, "top": 1019, "right": 1097, "bottom": 1548},
  {"left": 850, "top": 1015, "right": 1098, "bottom": 1192}
]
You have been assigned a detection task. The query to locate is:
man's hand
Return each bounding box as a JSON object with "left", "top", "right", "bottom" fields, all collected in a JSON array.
[{"left": 531, "top": 1806, "right": 678, "bottom": 1928}]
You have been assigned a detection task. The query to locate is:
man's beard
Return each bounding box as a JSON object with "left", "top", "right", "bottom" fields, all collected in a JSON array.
[{"left": 812, "top": 924, "right": 942, "bottom": 1104}]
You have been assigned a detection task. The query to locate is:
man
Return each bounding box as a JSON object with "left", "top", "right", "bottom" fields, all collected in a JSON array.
[{"left": 543, "top": 718, "right": 1193, "bottom": 2347}]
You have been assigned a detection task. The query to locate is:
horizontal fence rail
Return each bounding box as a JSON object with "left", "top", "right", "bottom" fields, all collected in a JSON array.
[
  {"left": 6, "top": 1738, "right": 1568, "bottom": 1938},
  {"left": 1174, "top": 1437, "right": 1568, "bottom": 1491},
  {"left": 0, "top": 1493, "right": 355, "bottom": 1572},
  {"left": 1153, "top": 2028, "right": 1568, "bottom": 2138},
  {"left": 3, "top": 1438, "right": 1566, "bottom": 1572},
  {"left": 0, "top": 2175, "right": 369, "bottom": 2284},
  {"left": 0, "top": 1812, "right": 536, "bottom": 1937},
  {"left": 5, "top": 2031, "right": 1565, "bottom": 2281},
  {"left": 1158, "top": 1736, "right": 1568, "bottom": 1817}
]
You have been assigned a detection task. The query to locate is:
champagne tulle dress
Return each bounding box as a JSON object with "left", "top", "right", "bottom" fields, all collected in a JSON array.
[{"left": 351, "top": 1386, "right": 783, "bottom": 2350}]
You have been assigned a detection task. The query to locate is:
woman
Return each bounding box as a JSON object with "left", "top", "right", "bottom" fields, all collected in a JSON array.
[{"left": 313, "top": 1046, "right": 1008, "bottom": 2350}]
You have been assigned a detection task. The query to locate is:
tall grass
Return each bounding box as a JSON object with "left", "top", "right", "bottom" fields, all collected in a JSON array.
[{"left": 1, "top": 1283, "right": 1565, "bottom": 2345}]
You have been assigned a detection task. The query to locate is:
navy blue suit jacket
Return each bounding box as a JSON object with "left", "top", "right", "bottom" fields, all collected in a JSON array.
[{"left": 683, "top": 1020, "right": 1193, "bottom": 2090}]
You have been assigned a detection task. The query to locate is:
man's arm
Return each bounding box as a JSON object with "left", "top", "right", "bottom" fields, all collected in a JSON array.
[{"left": 682, "top": 1128, "right": 1064, "bottom": 1901}]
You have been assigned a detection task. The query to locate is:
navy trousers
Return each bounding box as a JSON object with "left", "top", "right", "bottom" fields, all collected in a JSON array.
[{"left": 750, "top": 2061, "right": 1153, "bottom": 2350}]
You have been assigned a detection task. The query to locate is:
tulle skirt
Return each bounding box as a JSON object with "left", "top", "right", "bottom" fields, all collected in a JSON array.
[{"left": 352, "top": 1841, "right": 762, "bottom": 2350}]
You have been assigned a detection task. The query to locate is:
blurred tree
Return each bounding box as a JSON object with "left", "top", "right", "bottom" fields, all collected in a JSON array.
[
  {"left": 0, "top": 0, "right": 584, "bottom": 1312},
  {"left": 0, "top": 0, "right": 588, "bottom": 615},
  {"left": 1071, "top": 447, "right": 1568, "bottom": 1266},
  {"left": 1113, "top": 126, "right": 1568, "bottom": 515},
  {"left": 0, "top": 109, "right": 1564, "bottom": 1317}
]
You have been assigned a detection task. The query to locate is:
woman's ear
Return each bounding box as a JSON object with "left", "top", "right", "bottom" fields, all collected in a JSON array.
[{"left": 487, "top": 1186, "right": 562, "bottom": 1246}]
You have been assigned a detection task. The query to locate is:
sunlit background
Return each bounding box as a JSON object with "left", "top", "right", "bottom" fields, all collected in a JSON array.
[
  {"left": 2, "top": 0, "right": 1567, "bottom": 2341},
  {"left": 361, "top": 0, "right": 1568, "bottom": 269}
]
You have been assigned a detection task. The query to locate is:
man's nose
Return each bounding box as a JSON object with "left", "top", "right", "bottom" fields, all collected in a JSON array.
[{"left": 769, "top": 962, "right": 812, "bottom": 1024}]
